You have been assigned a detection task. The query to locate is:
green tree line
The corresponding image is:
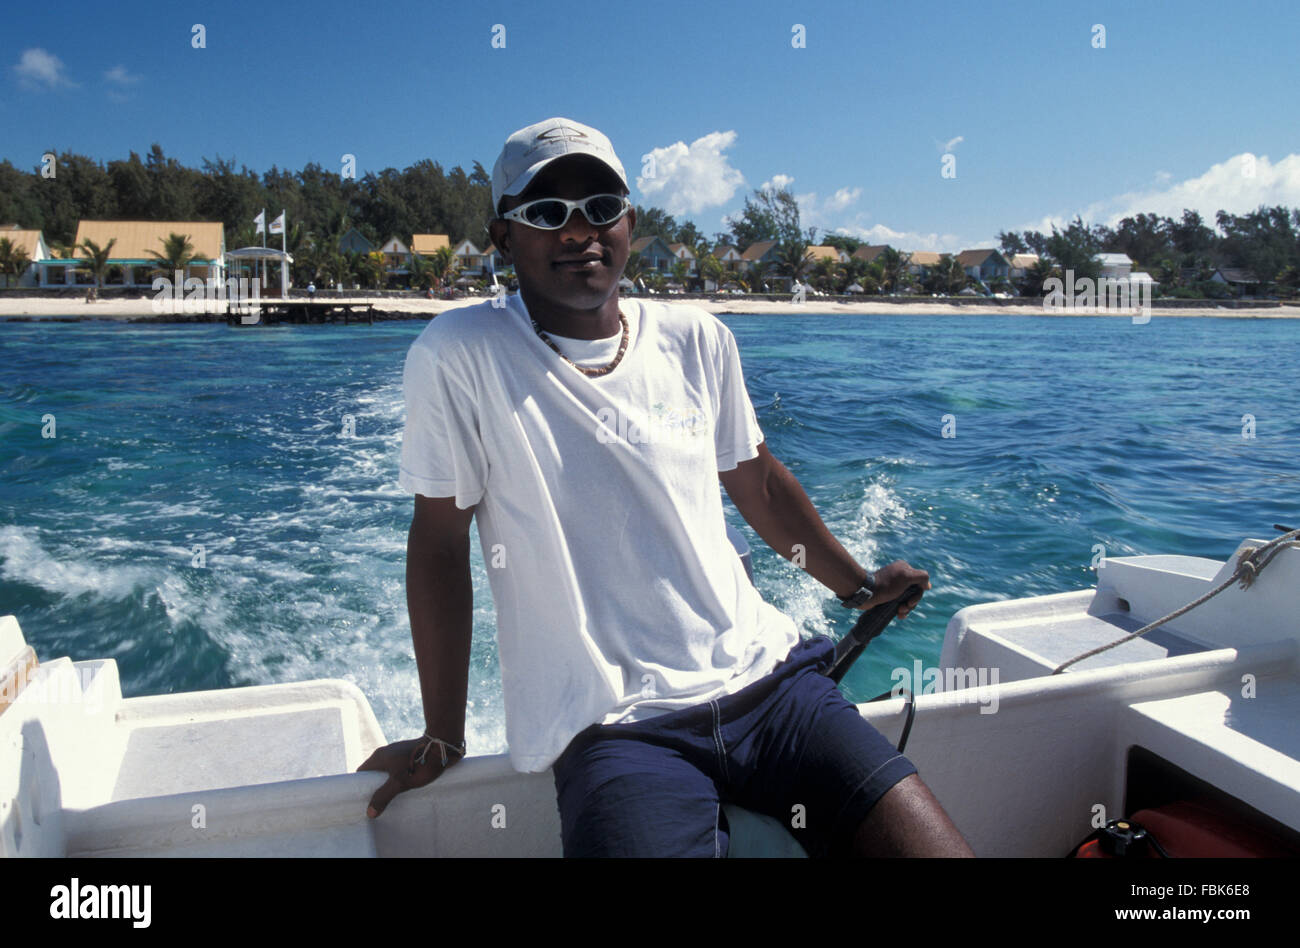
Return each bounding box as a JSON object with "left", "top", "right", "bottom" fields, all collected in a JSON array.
[
  {"left": 0, "top": 144, "right": 495, "bottom": 257},
  {"left": 997, "top": 208, "right": 1300, "bottom": 297},
  {"left": 3, "top": 144, "right": 1296, "bottom": 298}
]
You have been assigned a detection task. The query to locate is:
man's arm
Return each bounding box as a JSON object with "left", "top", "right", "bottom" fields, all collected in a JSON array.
[
  {"left": 718, "top": 442, "right": 928, "bottom": 614},
  {"left": 407, "top": 493, "right": 476, "bottom": 742},
  {"left": 360, "top": 493, "right": 476, "bottom": 817}
]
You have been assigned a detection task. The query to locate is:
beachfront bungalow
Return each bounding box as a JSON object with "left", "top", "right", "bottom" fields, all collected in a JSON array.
[
  {"left": 338, "top": 228, "right": 375, "bottom": 255},
  {"left": 956, "top": 249, "right": 1010, "bottom": 284},
  {"left": 852, "top": 244, "right": 890, "bottom": 265},
  {"left": 1210, "top": 268, "right": 1261, "bottom": 297},
  {"left": 451, "top": 239, "right": 495, "bottom": 277},
  {"left": 480, "top": 243, "right": 506, "bottom": 275},
  {"left": 379, "top": 237, "right": 411, "bottom": 276},
  {"left": 411, "top": 234, "right": 450, "bottom": 257},
  {"left": 906, "top": 251, "right": 942, "bottom": 279},
  {"left": 740, "top": 240, "right": 780, "bottom": 273},
  {"left": 630, "top": 236, "right": 677, "bottom": 272},
  {"left": 668, "top": 243, "right": 698, "bottom": 276},
  {"left": 1098, "top": 253, "right": 1134, "bottom": 280},
  {"left": 1008, "top": 253, "right": 1040, "bottom": 279},
  {"left": 1097, "top": 254, "right": 1159, "bottom": 293},
  {"left": 740, "top": 240, "right": 788, "bottom": 291},
  {"left": 805, "top": 245, "right": 851, "bottom": 265},
  {"left": 0, "top": 226, "right": 52, "bottom": 287},
  {"left": 54, "top": 221, "right": 226, "bottom": 287},
  {"left": 712, "top": 245, "right": 743, "bottom": 273}
]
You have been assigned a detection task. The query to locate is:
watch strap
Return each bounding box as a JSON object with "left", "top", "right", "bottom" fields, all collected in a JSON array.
[{"left": 838, "top": 572, "right": 877, "bottom": 608}]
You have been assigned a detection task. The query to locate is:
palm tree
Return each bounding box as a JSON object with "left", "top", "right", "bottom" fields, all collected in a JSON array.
[
  {"left": 289, "top": 235, "right": 322, "bottom": 286},
  {"left": 338, "top": 250, "right": 367, "bottom": 289},
  {"left": 865, "top": 261, "right": 886, "bottom": 294},
  {"left": 771, "top": 241, "right": 812, "bottom": 289},
  {"left": 810, "top": 255, "right": 846, "bottom": 294},
  {"left": 1275, "top": 264, "right": 1299, "bottom": 299},
  {"left": 923, "top": 255, "right": 966, "bottom": 295},
  {"left": 1019, "top": 257, "right": 1059, "bottom": 297},
  {"left": 671, "top": 259, "right": 690, "bottom": 289},
  {"left": 738, "top": 259, "right": 770, "bottom": 293},
  {"left": 363, "top": 251, "right": 386, "bottom": 289},
  {"left": 408, "top": 251, "right": 438, "bottom": 291},
  {"left": 698, "top": 253, "right": 723, "bottom": 292},
  {"left": 842, "top": 258, "right": 873, "bottom": 294},
  {"left": 227, "top": 223, "right": 260, "bottom": 254},
  {"left": 623, "top": 251, "right": 645, "bottom": 290},
  {"left": 146, "top": 232, "right": 199, "bottom": 280},
  {"left": 879, "top": 247, "right": 909, "bottom": 293},
  {"left": 0, "top": 238, "right": 32, "bottom": 288},
  {"left": 321, "top": 250, "right": 348, "bottom": 289},
  {"left": 429, "top": 245, "right": 460, "bottom": 290},
  {"left": 78, "top": 237, "right": 117, "bottom": 291}
]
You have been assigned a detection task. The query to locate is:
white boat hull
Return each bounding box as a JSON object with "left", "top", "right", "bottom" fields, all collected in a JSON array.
[{"left": 3, "top": 536, "right": 1297, "bottom": 857}]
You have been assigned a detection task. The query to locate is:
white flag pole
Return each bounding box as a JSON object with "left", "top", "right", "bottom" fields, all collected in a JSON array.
[
  {"left": 279, "top": 213, "right": 287, "bottom": 297},
  {"left": 254, "top": 209, "right": 266, "bottom": 287}
]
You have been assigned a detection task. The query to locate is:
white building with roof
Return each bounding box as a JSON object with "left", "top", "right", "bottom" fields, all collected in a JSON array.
[
  {"left": 0, "top": 226, "right": 52, "bottom": 287},
  {"left": 1098, "top": 253, "right": 1134, "bottom": 280},
  {"left": 56, "top": 221, "right": 226, "bottom": 287}
]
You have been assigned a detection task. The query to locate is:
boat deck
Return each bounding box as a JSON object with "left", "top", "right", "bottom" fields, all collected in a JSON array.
[{"left": 3, "top": 536, "right": 1297, "bottom": 857}]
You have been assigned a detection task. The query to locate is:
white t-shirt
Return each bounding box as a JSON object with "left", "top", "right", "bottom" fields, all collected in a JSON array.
[{"left": 398, "top": 292, "right": 800, "bottom": 772}]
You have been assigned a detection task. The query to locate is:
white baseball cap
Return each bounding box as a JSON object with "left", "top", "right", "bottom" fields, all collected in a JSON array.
[{"left": 491, "top": 117, "right": 629, "bottom": 214}]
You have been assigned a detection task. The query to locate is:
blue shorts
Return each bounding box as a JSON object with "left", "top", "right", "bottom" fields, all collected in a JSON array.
[{"left": 551, "top": 634, "right": 917, "bottom": 857}]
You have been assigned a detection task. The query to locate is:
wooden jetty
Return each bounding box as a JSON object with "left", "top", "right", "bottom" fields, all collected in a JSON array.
[{"left": 226, "top": 300, "right": 375, "bottom": 326}]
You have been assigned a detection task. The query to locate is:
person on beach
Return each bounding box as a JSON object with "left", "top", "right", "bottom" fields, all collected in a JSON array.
[{"left": 360, "top": 117, "right": 973, "bottom": 857}]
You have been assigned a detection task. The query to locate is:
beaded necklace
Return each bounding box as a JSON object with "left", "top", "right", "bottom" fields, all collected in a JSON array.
[{"left": 530, "top": 309, "right": 629, "bottom": 378}]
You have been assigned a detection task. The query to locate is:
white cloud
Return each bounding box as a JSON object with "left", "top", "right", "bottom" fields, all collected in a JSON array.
[
  {"left": 939, "top": 135, "right": 964, "bottom": 153},
  {"left": 1028, "top": 152, "right": 1300, "bottom": 233},
  {"left": 636, "top": 130, "right": 746, "bottom": 217},
  {"left": 720, "top": 175, "right": 961, "bottom": 251},
  {"left": 824, "top": 186, "right": 862, "bottom": 212},
  {"left": 104, "top": 65, "right": 141, "bottom": 85},
  {"left": 792, "top": 187, "right": 863, "bottom": 236},
  {"left": 722, "top": 170, "right": 964, "bottom": 252},
  {"left": 14, "top": 48, "right": 75, "bottom": 89},
  {"left": 759, "top": 173, "right": 795, "bottom": 192},
  {"left": 829, "top": 221, "right": 967, "bottom": 254}
]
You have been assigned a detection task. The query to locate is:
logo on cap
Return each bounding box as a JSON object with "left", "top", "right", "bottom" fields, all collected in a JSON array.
[{"left": 531, "top": 124, "right": 589, "bottom": 152}]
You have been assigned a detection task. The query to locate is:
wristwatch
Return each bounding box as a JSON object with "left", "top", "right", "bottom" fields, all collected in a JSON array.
[{"left": 838, "top": 571, "right": 877, "bottom": 608}]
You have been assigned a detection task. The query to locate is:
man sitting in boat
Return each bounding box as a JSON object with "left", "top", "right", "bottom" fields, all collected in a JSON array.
[{"left": 361, "top": 117, "right": 973, "bottom": 857}]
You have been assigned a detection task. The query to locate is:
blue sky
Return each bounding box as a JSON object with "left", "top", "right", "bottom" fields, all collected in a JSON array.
[{"left": 3, "top": 0, "right": 1298, "bottom": 251}]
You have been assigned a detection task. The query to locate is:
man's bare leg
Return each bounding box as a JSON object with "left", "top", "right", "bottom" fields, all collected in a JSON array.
[{"left": 852, "top": 774, "right": 975, "bottom": 857}]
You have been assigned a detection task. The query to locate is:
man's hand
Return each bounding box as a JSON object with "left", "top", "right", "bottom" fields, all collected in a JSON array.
[
  {"left": 857, "top": 560, "right": 931, "bottom": 619},
  {"left": 358, "top": 737, "right": 459, "bottom": 818},
  {"left": 721, "top": 446, "right": 931, "bottom": 617}
]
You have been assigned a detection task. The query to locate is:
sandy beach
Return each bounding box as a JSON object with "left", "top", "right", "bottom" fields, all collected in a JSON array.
[{"left": 1, "top": 294, "right": 1297, "bottom": 321}]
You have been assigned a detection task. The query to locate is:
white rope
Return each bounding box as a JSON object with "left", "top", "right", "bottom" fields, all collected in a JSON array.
[
  {"left": 1052, "top": 528, "right": 1300, "bottom": 675},
  {"left": 414, "top": 732, "right": 466, "bottom": 767}
]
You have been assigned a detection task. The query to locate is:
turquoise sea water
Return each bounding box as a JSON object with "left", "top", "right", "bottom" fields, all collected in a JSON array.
[{"left": 1, "top": 312, "right": 1296, "bottom": 753}]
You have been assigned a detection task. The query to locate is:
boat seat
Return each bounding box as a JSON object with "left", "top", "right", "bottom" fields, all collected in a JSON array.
[
  {"left": 1, "top": 615, "right": 388, "bottom": 856},
  {"left": 723, "top": 804, "right": 808, "bottom": 857}
]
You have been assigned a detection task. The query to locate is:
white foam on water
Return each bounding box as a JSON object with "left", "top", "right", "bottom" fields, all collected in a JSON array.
[
  {"left": 2, "top": 376, "right": 488, "bottom": 757},
  {"left": 104, "top": 458, "right": 151, "bottom": 472},
  {"left": 750, "top": 472, "right": 911, "bottom": 640},
  {"left": 141, "top": 374, "right": 514, "bottom": 754},
  {"left": 0, "top": 524, "right": 155, "bottom": 600}
]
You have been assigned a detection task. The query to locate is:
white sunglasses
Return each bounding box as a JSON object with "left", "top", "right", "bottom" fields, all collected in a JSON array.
[{"left": 500, "top": 194, "right": 632, "bottom": 230}]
